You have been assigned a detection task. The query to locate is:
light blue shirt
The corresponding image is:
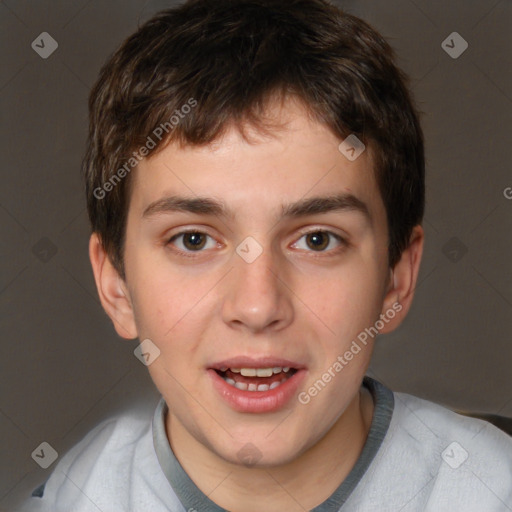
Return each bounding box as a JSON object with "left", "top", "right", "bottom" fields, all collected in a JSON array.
[{"left": 20, "top": 378, "right": 512, "bottom": 511}]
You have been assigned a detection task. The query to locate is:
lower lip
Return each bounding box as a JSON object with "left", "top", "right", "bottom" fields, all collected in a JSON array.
[{"left": 208, "top": 369, "right": 307, "bottom": 413}]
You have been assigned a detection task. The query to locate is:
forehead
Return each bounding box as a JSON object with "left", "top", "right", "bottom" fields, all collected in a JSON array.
[{"left": 129, "top": 100, "right": 385, "bottom": 227}]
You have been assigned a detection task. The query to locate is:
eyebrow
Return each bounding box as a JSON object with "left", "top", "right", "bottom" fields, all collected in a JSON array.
[{"left": 142, "top": 193, "right": 371, "bottom": 223}]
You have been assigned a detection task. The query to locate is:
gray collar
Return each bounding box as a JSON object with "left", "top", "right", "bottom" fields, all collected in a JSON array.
[{"left": 152, "top": 376, "right": 394, "bottom": 511}]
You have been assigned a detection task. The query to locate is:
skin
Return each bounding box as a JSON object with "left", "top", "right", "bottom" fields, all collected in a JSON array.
[{"left": 89, "top": 98, "right": 424, "bottom": 511}]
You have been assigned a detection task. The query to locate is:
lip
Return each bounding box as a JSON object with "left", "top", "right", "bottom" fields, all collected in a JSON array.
[
  {"left": 209, "top": 356, "right": 306, "bottom": 371},
  {"left": 208, "top": 365, "right": 307, "bottom": 413}
]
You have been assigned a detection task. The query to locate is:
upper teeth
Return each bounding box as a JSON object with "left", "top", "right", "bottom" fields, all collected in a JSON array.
[{"left": 228, "top": 367, "right": 290, "bottom": 377}]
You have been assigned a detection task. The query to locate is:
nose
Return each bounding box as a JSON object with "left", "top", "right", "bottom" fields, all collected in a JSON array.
[{"left": 221, "top": 241, "right": 294, "bottom": 334}]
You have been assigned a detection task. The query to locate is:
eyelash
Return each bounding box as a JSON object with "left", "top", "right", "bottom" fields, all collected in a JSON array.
[{"left": 166, "top": 228, "right": 348, "bottom": 258}]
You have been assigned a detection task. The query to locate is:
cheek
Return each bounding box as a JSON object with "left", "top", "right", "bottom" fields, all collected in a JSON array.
[
  {"left": 306, "top": 264, "right": 384, "bottom": 339},
  {"left": 131, "top": 272, "right": 211, "bottom": 391},
  {"left": 128, "top": 261, "right": 198, "bottom": 339}
]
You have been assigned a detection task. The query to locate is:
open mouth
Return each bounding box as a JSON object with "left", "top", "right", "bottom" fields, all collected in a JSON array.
[
  {"left": 208, "top": 360, "right": 307, "bottom": 412},
  {"left": 214, "top": 367, "right": 298, "bottom": 392}
]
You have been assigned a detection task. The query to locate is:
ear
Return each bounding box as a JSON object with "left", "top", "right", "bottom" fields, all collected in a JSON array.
[
  {"left": 379, "top": 225, "right": 424, "bottom": 334},
  {"left": 89, "top": 233, "right": 138, "bottom": 339}
]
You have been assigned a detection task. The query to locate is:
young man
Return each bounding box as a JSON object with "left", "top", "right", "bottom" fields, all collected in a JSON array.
[{"left": 24, "top": 0, "right": 512, "bottom": 510}]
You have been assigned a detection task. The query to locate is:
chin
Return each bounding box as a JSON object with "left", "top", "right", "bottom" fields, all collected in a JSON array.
[{"left": 211, "top": 431, "right": 311, "bottom": 469}]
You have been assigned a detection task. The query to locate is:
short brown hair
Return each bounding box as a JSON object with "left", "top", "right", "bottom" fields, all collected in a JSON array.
[{"left": 83, "top": 0, "right": 425, "bottom": 279}]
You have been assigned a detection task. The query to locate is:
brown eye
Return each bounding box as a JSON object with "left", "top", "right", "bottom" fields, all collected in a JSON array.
[
  {"left": 182, "top": 232, "right": 207, "bottom": 250},
  {"left": 292, "top": 230, "right": 346, "bottom": 253},
  {"left": 305, "top": 231, "right": 330, "bottom": 251},
  {"left": 168, "top": 231, "right": 216, "bottom": 253}
]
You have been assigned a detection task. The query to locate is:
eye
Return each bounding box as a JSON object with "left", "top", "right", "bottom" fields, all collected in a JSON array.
[
  {"left": 292, "top": 230, "right": 346, "bottom": 252},
  {"left": 167, "top": 231, "right": 218, "bottom": 253}
]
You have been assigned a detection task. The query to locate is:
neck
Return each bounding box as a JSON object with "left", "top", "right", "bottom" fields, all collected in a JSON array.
[{"left": 166, "top": 386, "right": 374, "bottom": 512}]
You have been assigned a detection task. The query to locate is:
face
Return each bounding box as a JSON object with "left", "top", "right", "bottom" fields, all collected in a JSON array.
[{"left": 99, "top": 99, "right": 408, "bottom": 466}]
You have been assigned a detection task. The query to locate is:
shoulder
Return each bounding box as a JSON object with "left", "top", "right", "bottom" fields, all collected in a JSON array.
[
  {"left": 21, "top": 406, "right": 159, "bottom": 512},
  {"left": 393, "top": 391, "right": 512, "bottom": 455},
  {"left": 391, "top": 391, "right": 512, "bottom": 509},
  {"left": 55, "top": 407, "right": 153, "bottom": 476},
  {"left": 347, "top": 384, "right": 512, "bottom": 511}
]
